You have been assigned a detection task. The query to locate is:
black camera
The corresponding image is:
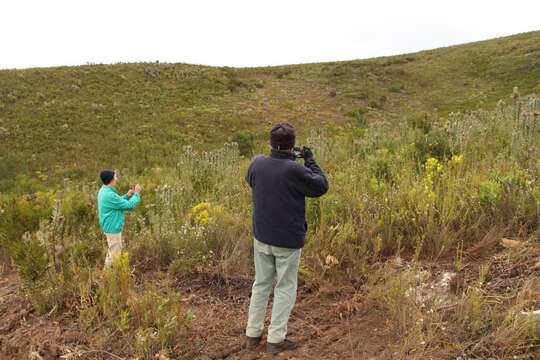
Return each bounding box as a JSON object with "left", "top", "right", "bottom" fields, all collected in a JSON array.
[{"left": 292, "top": 146, "right": 309, "bottom": 159}]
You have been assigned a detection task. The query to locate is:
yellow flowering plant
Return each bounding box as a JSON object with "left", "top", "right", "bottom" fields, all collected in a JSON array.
[{"left": 187, "top": 202, "right": 223, "bottom": 226}]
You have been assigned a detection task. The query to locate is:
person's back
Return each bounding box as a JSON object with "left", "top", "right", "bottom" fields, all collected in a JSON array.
[
  {"left": 245, "top": 123, "right": 328, "bottom": 354},
  {"left": 247, "top": 150, "right": 328, "bottom": 249}
]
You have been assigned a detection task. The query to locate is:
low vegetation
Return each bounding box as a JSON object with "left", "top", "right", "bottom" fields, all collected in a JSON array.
[{"left": 2, "top": 94, "right": 540, "bottom": 357}]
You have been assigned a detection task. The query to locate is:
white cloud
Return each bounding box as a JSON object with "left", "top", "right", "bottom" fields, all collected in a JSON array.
[{"left": 1, "top": 0, "right": 539, "bottom": 69}]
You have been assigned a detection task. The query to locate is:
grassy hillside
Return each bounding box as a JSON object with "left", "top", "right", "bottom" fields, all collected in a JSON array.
[
  {"left": 0, "top": 31, "right": 539, "bottom": 190},
  {"left": 1, "top": 31, "right": 540, "bottom": 358}
]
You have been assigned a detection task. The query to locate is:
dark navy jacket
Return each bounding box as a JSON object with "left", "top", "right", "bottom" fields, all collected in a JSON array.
[{"left": 246, "top": 149, "right": 329, "bottom": 249}]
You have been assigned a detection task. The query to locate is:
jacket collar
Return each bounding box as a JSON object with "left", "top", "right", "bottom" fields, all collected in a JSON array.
[
  {"left": 270, "top": 148, "right": 296, "bottom": 160},
  {"left": 103, "top": 184, "right": 117, "bottom": 192}
]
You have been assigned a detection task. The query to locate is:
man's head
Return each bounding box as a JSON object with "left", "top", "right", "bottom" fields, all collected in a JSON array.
[
  {"left": 100, "top": 169, "right": 117, "bottom": 186},
  {"left": 270, "top": 123, "right": 296, "bottom": 151}
]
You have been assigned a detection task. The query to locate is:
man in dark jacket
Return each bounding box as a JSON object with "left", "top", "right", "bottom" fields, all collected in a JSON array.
[{"left": 245, "top": 123, "right": 328, "bottom": 354}]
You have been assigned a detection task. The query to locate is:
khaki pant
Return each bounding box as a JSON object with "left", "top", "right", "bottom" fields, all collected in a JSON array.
[
  {"left": 104, "top": 232, "right": 123, "bottom": 267},
  {"left": 246, "top": 238, "right": 302, "bottom": 344}
]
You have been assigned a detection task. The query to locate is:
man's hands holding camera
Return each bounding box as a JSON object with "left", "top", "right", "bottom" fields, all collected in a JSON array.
[{"left": 293, "top": 146, "right": 314, "bottom": 160}]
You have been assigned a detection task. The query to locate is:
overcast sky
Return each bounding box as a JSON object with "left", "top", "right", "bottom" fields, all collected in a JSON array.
[{"left": 1, "top": 0, "right": 539, "bottom": 69}]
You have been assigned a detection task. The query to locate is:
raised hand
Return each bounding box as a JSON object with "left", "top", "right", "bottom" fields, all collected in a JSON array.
[{"left": 302, "top": 146, "right": 313, "bottom": 160}]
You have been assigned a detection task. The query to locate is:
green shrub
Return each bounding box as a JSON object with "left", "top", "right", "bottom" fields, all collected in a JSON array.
[
  {"left": 87, "top": 254, "right": 192, "bottom": 357},
  {"left": 0, "top": 154, "right": 22, "bottom": 192},
  {"left": 227, "top": 77, "right": 246, "bottom": 92},
  {"left": 306, "top": 198, "right": 322, "bottom": 232},
  {"left": 412, "top": 126, "right": 456, "bottom": 163},
  {"left": 130, "top": 286, "right": 192, "bottom": 357},
  {"left": 478, "top": 180, "right": 503, "bottom": 207},
  {"left": 99, "top": 252, "right": 133, "bottom": 318},
  {"left": 232, "top": 131, "right": 256, "bottom": 158},
  {"left": 8, "top": 235, "right": 48, "bottom": 282},
  {"left": 389, "top": 84, "right": 402, "bottom": 93},
  {"left": 64, "top": 240, "right": 103, "bottom": 267},
  {"left": 347, "top": 108, "right": 368, "bottom": 128},
  {"left": 368, "top": 148, "right": 393, "bottom": 182},
  {"left": 61, "top": 190, "right": 96, "bottom": 226},
  {"left": 0, "top": 191, "right": 55, "bottom": 240},
  {"left": 408, "top": 113, "right": 432, "bottom": 134},
  {"left": 275, "top": 68, "right": 291, "bottom": 79}
]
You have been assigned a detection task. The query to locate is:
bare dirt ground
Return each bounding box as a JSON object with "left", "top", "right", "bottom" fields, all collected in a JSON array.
[
  {"left": 174, "top": 275, "right": 399, "bottom": 359},
  {"left": 0, "top": 272, "right": 89, "bottom": 359},
  {"left": 0, "top": 271, "right": 399, "bottom": 359}
]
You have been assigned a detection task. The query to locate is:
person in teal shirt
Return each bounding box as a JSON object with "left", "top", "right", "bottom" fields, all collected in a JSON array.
[{"left": 97, "top": 169, "right": 142, "bottom": 267}]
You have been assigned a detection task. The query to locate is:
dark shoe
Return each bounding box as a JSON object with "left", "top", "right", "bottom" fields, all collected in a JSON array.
[
  {"left": 246, "top": 335, "right": 262, "bottom": 350},
  {"left": 266, "top": 339, "right": 297, "bottom": 354}
]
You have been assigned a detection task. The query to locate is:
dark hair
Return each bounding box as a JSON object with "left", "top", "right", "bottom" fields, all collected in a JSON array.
[
  {"left": 270, "top": 123, "right": 296, "bottom": 150},
  {"left": 100, "top": 169, "right": 115, "bottom": 185}
]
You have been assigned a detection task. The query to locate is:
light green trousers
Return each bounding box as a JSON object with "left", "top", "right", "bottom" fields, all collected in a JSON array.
[{"left": 246, "top": 238, "right": 302, "bottom": 344}]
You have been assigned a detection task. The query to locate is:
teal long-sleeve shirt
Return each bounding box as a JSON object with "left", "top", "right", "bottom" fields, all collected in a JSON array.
[{"left": 97, "top": 185, "right": 141, "bottom": 233}]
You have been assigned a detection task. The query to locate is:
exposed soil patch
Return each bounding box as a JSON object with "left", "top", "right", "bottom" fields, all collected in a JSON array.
[
  {"left": 0, "top": 273, "right": 87, "bottom": 360},
  {"left": 174, "top": 273, "right": 398, "bottom": 359}
]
